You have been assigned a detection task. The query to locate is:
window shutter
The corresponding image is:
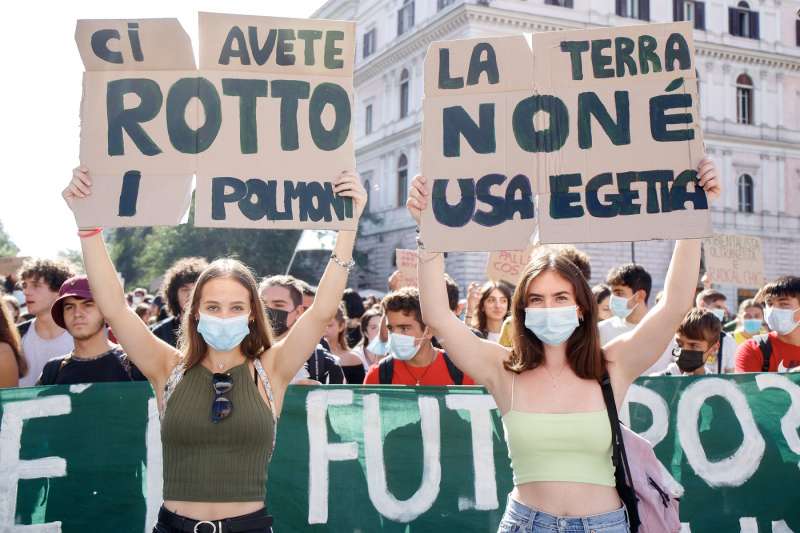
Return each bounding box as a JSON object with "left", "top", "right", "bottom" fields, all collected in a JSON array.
[
  {"left": 673, "top": 0, "right": 683, "bottom": 22},
  {"left": 695, "top": 2, "right": 706, "bottom": 30},
  {"left": 729, "top": 8, "right": 740, "bottom": 36},
  {"left": 796, "top": 19, "right": 800, "bottom": 47},
  {"left": 639, "top": 0, "right": 650, "bottom": 20},
  {"left": 564, "top": 0, "right": 574, "bottom": 7},
  {"left": 397, "top": 12, "right": 402, "bottom": 35},
  {"left": 750, "top": 12, "right": 760, "bottom": 40},
  {"left": 616, "top": 0, "right": 625, "bottom": 17}
]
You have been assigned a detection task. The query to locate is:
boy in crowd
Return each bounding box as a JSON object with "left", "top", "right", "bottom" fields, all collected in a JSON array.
[
  {"left": 736, "top": 276, "right": 800, "bottom": 373},
  {"left": 38, "top": 276, "right": 145, "bottom": 385},
  {"left": 17, "top": 259, "right": 76, "bottom": 387},
  {"left": 693, "top": 289, "right": 736, "bottom": 373},
  {"left": 364, "top": 287, "right": 474, "bottom": 386},
  {"left": 260, "top": 275, "right": 344, "bottom": 384},
  {"left": 655, "top": 309, "right": 721, "bottom": 376},
  {"left": 151, "top": 257, "right": 208, "bottom": 347}
]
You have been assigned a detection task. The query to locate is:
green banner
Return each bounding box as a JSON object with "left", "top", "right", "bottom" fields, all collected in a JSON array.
[{"left": 1, "top": 374, "right": 798, "bottom": 532}]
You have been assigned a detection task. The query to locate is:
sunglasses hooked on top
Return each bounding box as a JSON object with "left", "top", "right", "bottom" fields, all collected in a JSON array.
[{"left": 211, "top": 372, "right": 234, "bottom": 423}]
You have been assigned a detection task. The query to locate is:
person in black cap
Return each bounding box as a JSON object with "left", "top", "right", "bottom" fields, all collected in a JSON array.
[{"left": 37, "top": 276, "right": 146, "bottom": 385}]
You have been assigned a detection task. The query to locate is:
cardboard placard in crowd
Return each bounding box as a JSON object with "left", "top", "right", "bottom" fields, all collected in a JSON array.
[
  {"left": 395, "top": 248, "right": 418, "bottom": 287},
  {"left": 703, "top": 234, "right": 765, "bottom": 288},
  {"left": 0, "top": 256, "right": 28, "bottom": 277},
  {"left": 420, "top": 22, "right": 710, "bottom": 251},
  {"left": 485, "top": 245, "right": 534, "bottom": 286},
  {"left": 74, "top": 14, "right": 356, "bottom": 231}
]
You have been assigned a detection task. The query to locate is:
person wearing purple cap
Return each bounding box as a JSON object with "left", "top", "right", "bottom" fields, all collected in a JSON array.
[{"left": 37, "top": 276, "right": 146, "bottom": 385}]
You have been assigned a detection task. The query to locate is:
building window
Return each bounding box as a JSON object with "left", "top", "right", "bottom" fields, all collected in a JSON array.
[
  {"left": 673, "top": 0, "right": 705, "bottom": 30},
  {"left": 399, "top": 68, "right": 410, "bottom": 119},
  {"left": 545, "top": 0, "right": 574, "bottom": 7},
  {"left": 397, "top": 0, "right": 415, "bottom": 36},
  {"left": 738, "top": 174, "right": 754, "bottom": 213},
  {"left": 796, "top": 16, "right": 800, "bottom": 47},
  {"left": 362, "top": 174, "right": 373, "bottom": 213},
  {"left": 362, "top": 28, "right": 376, "bottom": 58},
  {"left": 616, "top": 0, "right": 649, "bottom": 21},
  {"left": 438, "top": 0, "right": 456, "bottom": 9},
  {"left": 365, "top": 104, "right": 373, "bottom": 135},
  {"left": 736, "top": 73, "right": 753, "bottom": 125},
  {"left": 729, "top": 1, "right": 759, "bottom": 39},
  {"left": 397, "top": 154, "right": 408, "bottom": 207}
]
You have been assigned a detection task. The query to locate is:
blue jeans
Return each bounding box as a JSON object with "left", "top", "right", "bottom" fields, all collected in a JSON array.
[{"left": 497, "top": 496, "right": 630, "bottom": 533}]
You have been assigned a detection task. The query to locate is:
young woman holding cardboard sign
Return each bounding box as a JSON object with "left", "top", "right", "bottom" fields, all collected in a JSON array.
[
  {"left": 63, "top": 166, "right": 366, "bottom": 533},
  {"left": 407, "top": 158, "right": 720, "bottom": 533}
]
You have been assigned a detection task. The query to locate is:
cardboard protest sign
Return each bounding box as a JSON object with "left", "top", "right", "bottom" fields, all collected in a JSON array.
[
  {"left": 74, "top": 14, "right": 356, "bottom": 230},
  {"left": 420, "top": 23, "right": 709, "bottom": 251},
  {"left": 703, "top": 234, "right": 765, "bottom": 287},
  {"left": 395, "top": 248, "right": 418, "bottom": 286},
  {"left": 485, "top": 245, "right": 534, "bottom": 286},
  {"left": 0, "top": 256, "right": 28, "bottom": 277},
  {"left": 74, "top": 19, "right": 196, "bottom": 227},
  {"left": 193, "top": 13, "right": 357, "bottom": 230}
]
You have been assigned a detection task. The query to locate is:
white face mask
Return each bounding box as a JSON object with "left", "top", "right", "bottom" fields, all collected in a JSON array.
[
  {"left": 709, "top": 308, "right": 726, "bottom": 323},
  {"left": 609, "top": 294, "right": 637, "bottom": 320},
  {"left": 765, "top": 306, "right": 800, "bottom": 336},
  {"left": 388, "top": 333, "right": 422, "bottom": 361},
  {"left": 524, "top": 306, "right": 580, "bottom": 346}
]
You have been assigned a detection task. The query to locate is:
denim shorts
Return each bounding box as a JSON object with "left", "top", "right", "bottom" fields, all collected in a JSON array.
[{"left": 497, "top": 496, "right": 630, "bottom": 533}]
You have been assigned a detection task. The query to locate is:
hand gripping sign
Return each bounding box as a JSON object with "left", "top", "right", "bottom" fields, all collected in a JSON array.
[
  {"left": 74, "top": 14, "right": 356, "bottom": 230},
  {"left": 420, "top": 22, "right": 709, "bottom": 252}
]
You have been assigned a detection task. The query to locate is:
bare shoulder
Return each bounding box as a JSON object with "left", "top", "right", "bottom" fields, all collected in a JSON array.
[{"left": 0, "top": 342, "right": 14, "bottom": 358}]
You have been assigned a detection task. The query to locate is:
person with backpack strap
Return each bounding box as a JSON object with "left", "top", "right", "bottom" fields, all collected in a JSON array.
[
  {"left": 407, "top": 159, "right": 720, "bottom": 532},
  {"left": 735, "top": 276, "right": 800, "bottom": 373},
  {"left": 364, "top": 287, "right": 474, "bottom": 386}
]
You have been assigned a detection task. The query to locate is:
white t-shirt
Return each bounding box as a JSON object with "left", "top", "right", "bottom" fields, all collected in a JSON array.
[
  {"left": 598, "top": 316, "right": 674, "bottom": 375},
  {"left": 20, "top": 319, "right": 74, "bottom": 387},
  {"left": 486, "top": 331, "right": 501, "bottom": 343}
]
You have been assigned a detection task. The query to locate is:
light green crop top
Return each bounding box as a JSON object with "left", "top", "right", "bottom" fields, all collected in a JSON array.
[{"left": 501, "top": 374, "right": 615, "bottom": 487}]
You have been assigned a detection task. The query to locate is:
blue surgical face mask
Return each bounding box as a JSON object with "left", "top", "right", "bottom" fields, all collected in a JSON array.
[
  {"left": 197, "top": 313, "right": 250, "bottom": 352},
  {"left": 742, "top": 318, "right": 762, "bottom": 335},
  {"left": 388, "top": 333, "right": 421, "bottom": 361},
  {"left": 609, "top": 294, "right": 637, "bottom": 320},
  {"left": 367, "top": 335, "right": 390, "bottom": 357},
  {"left": 765, "top": 307, "right": 800, "bottom": 336},
  {"left": 524, "top": 306, "right": 580, "bottom": 346},
  {"left": 710, "top": 308, "right": 726, "bottom": 323}
]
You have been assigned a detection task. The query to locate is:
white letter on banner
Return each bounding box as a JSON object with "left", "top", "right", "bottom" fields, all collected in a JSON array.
[
  {"left": 307, "top": 389, "right": 358, "bottom": 524},
  {"left": 739, "top": 518, "right": 798, "bottom": 533},
  {"left": 756, "top": 374, "right": 800, "bottom": 469},
  {"left": 621, "top": 384, "right": 669, "bottom": 447},
  {"left": 444, "top": 393, "right": 498, "bottom": 511},
  {"left": 363, "top": 394, "right": 441, "bottom": 522},
  {"left": 771, "top": 520, "right": 796, "bottom": 533},
  {"left": 144, "top": 398, "right": 163, "bottom": 533},
  {"left": 0, "top": 396, "right": 71, "bottom": 533},
  {"left": 677, "top": 378, "right": 764, "bottom": 487}
]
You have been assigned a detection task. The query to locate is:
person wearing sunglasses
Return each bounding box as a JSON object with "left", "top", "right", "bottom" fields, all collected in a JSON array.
[{"left": 63, "top": 167, "right": 367, "bottom": 533}]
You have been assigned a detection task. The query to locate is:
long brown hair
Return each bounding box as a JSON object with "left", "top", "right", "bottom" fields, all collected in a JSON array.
[
  {"left": 0, "top": 301, "right": 28, "bottom": 378},
  {"left": 503, "top": 253, "right": 605, "bottom": 380},
  {"left": 178, "top": 259, "right": 273, "bottom": 370},
  {"left": 328, "top": 304, "right": 350, "bottom": 350},
  {"left": 474, "top": 281, "right": 512, "bottom": 334},
  {"left": 358, "top": 306, "right": 382, "bottom": 348}
]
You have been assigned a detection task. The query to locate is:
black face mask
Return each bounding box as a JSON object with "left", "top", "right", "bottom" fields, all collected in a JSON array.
[
  {"left": 266, "top": 307, "right": 290, "bottom": 337},
  {"left": 673, "top": 346, "right": 706, "bottom": 373}
]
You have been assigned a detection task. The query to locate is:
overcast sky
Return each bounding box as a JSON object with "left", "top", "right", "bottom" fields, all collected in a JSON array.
[{"left": 0, "top": 1, "right": 324, "bottom": 259}]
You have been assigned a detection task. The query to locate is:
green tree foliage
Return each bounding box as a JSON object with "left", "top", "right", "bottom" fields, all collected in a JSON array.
[
  {"left": 0, "top": 221, "right": 19, "bottom": 257},
  {"left": 107, "top": 217, "right": 300, "bottom": 290}
]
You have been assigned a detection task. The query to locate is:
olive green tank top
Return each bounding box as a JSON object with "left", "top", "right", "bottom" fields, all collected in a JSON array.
[{"left": 160, "top": 360, "right": 276, "bottom": 502}]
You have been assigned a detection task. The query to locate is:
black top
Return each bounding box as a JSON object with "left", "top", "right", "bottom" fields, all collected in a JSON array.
[
  {"left": 306, "top": 344, "right": 344, "bottom": 384},
  {"left": 342, "top": 363, "right": 366, "bottom": 385},
  {"left": 151, "top": 316, "right": 181, "bottom": 347},
  {"left": 37, "top": 347, "right": 147, "bottom": 385}
]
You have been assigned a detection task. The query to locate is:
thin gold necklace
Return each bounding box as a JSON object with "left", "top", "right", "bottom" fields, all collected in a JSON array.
[{"left": 542, "top": 364, "right": 569, "bottom": 389}]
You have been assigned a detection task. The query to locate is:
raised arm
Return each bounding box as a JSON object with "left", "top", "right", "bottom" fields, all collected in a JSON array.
[
  {"left": 64, "top": 167, "right": 178, "bottom": 385},
  {"left": 409, "top": 175, "right": 508, "bottom": 388},
  {"left": 268, "top": 172, "right": 366, "bottom": 384},
  {"left": 605, "top": 157, "right": 721, "bottom": 383}
]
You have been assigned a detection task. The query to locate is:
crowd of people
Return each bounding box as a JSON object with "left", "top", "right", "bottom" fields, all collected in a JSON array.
[
  {"left": 0, "top": 161, "right": 796, "bottom": 532},
  {"left": 2, "top": 238, "right": 797, "bottom": 390}
]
